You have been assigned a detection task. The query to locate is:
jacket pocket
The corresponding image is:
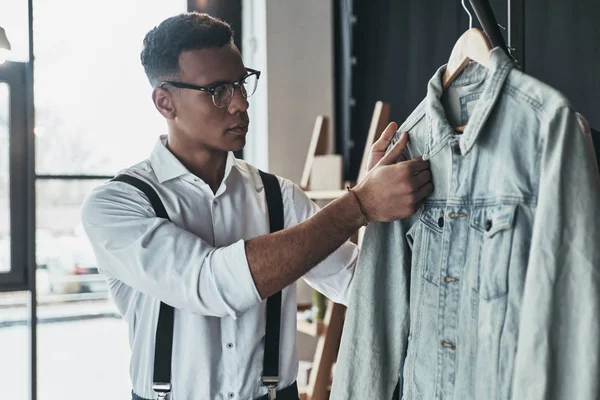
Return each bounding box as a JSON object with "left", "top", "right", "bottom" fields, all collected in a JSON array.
[
  {"left": 417, "top": 207, "right": 445, "bottom": 287},
  {"left": 471, "top": 204, "right": 517, "bottom": 300}
]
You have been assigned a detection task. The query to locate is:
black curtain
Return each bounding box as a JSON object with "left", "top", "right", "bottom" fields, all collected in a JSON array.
[
  {"left": 342, "top": 0, "right": 599, "bottom": 180},
  {"left": 524, "top": 0, "right": 600, "bottom": 129},
  {"left": 343, "top": 0, "right": 508, "bottom": 180}
]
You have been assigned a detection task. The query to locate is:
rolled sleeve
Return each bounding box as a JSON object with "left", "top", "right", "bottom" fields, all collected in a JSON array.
[
  {"left": 82, "top": 181, "right": 262, "bottom": 319},
  {"left": 303, "top": 242, "right": 358, "bottom": 306},
  {"left": 279, "top": 178, "right": 359, "bottom": 305},
  {"left": 205, "top": 239, "right": 262, "bottom": 318}
]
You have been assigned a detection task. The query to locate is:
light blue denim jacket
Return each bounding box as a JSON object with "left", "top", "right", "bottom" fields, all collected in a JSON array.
[{"left": 331, "top": 48, "right": 600, "bottom": 400}]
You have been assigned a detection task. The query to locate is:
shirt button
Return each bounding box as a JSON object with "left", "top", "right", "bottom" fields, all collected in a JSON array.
[
  {"left": 441, "top": 341, "right": 456, "bottom": 350},
  {"left": 229, "top": 393, "right": 234, "bottom": 398},
  {"left": 438, "top": 216, "right": 444, "bottom": 228},
  {"left": 213, "top": 200, "right": 218, "bottom": 206},
  {"left": 227, "top": 343, "right": 234, "bottom": 349},
  {"left": 485, "top": 220, "right": 493, "bottom": 231},
  {"left": 443, "top": 276, "right": 459, "bottom": 283}
]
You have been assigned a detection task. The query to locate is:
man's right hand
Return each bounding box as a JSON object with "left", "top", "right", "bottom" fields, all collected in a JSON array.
[
  {"left": 246, "top": 125, "right": 432, "bottom": 299},
  {"left": 353, "top": 129, "right": 433, "bottom": 222}
]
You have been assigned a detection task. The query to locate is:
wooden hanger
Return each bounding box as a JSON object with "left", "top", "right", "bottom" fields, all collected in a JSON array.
[
  {"left": 442, "top": 24, "right": 492, "bottom": 133},
  {"left": 442, "top": 27, "right": 492, "bottom": 89}
]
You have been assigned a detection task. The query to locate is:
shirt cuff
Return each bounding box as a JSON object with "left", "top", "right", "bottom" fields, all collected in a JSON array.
[{"left": 211, "top": 239, "right": 262, "bottom": 318}]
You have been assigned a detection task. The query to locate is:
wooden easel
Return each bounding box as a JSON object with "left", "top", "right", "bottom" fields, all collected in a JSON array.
[
  {"left": 299, "top": 101, "right": 390, "bottom": 400},
  {"left": 300, "top": 115, "right": 331, "bottom": 191}
]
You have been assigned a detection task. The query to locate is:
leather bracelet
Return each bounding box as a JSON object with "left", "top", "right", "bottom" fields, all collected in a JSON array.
[{"left": 346, "top": 186, "right": 369, "bottom": 226}]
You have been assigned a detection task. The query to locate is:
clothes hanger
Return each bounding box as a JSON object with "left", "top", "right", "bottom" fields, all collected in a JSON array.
[
  {"left": 442, "top": 0, "right": 492, "bottom": 133},
  {"left": 442, "top": 0, "right": 492, "bottom": 90}
]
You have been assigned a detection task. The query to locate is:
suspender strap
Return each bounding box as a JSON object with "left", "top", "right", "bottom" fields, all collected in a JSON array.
[
  {"left": 113, "top": 171, "right": 285, "bottom": 399},
  {"left": 112, "top": 175, "right": 175, "bottom": 398},
  {"left": 258, "top": 171, "right": 284, "bottom": 398}
]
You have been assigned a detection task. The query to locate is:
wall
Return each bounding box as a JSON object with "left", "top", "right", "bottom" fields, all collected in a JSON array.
[{"left": 243, "top": 0, "right": 335, "bottom": 183}]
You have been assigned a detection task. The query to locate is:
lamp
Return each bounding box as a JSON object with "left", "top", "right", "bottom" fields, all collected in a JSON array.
[
  {"left": 0, "top": 27, "right": 11, "bottom": 64},
  {"left": 0, "top": 27, "right": 10, "bottom": 51}
]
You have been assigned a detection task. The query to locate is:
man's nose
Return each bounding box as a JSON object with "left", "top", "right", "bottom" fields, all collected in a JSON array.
[{"left": 228, "top": 86, "right": 249, "bottom": 114}]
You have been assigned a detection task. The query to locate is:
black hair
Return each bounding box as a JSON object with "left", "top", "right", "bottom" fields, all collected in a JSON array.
[{"left": 140, "top": 12, "right": 234, "bottom": 87}]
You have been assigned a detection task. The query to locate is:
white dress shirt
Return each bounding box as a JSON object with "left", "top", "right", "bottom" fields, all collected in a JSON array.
[{"left": 81, "top": 136, "right": 358, "bottom": 400}]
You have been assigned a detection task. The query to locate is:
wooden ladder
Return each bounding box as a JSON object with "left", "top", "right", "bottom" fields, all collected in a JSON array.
[{"left": 299, "top": 101, "right": 390, "bottom": 400}]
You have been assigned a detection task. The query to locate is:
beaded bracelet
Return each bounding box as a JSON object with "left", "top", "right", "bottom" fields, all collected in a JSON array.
[{"left": 346, "top": 186, "right": 369, "bottom": 226}]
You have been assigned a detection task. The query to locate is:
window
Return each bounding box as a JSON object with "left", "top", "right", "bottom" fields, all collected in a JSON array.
[
  {"left": 33, "top": 0, "right": 186, "bottom": 176},
  {"left": 0, "top": 2, "right": 187, "bottom": 399}
]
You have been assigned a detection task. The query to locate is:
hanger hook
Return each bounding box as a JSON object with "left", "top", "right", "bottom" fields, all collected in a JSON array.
[{"left": 461, "top": 0, "right": 473, "bottom": 29}]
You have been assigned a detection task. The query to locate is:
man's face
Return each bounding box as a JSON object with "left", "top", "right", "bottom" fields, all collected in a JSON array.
[{"left": 159, "top": 43, "right": 250, "bottom": 152}]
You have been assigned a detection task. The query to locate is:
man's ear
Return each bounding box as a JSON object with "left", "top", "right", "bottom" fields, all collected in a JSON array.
[{"left": 152, "top": 87, "right": 177, "bottom": 120}]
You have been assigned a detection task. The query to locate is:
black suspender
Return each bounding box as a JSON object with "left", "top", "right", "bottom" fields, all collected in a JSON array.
[
  {"left": 111, "top": 175, "right": 175, "bottom": 398},
  {"left": 258, "top": 171, "right": 284, "bottom": 399},
  {"left": 112, "top": 171, "right": 284, "bottom": 400}
]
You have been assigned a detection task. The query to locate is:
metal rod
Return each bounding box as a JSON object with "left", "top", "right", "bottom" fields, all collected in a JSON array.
[
  {"left": 508, "top": 0, "right": 525, "bottom": 70},
  {"left": 469, "top": 0, "right": 509, "bottom": 54}
]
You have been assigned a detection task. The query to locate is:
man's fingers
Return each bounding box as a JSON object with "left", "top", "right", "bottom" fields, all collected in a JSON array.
[
  {"left": 414, "top": 182, "right": 434, "bottom": 202},
  {"left": 404, "top": 158, "right": 430, "bottom": 174},
  {"left": 412, "top": 169, "right": 432, "bottom": 188},
  {"left": 379, "top": 131, "right": 408, "bottom": 165},
  {"left": 372, "top": 122, "right": 399, "bottom": 151}
]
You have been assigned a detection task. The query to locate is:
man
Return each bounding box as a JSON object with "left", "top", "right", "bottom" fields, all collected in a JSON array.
[{"left": 81, "top": 12, "right": 432, "bottom": 400}]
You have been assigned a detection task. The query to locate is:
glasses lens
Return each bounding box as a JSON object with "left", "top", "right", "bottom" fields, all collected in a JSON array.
[
  {"left": 213, "top": 84, "right": 234, "bottom": 108},
  {"left": 242, "top": 74, "right": 258, "bottom": 98}
]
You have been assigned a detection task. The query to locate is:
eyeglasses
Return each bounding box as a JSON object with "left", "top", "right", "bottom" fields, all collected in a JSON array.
[{"left": 159, "top": 68, "right": 261, "bottom": 108}]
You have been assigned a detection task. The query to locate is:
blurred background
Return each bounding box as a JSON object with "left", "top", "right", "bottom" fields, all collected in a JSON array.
[{"left": 0, "top": 0, "right": 598, "bottom": 399}]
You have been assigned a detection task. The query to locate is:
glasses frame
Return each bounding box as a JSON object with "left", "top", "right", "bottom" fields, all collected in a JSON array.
[{"left": 158, "top": 68, "right": 261, "bottom": 108}]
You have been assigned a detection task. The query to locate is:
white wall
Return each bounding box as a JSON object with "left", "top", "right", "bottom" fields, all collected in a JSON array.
[{"left": 243, "top": 0, "right": 335, "bottom": 183}]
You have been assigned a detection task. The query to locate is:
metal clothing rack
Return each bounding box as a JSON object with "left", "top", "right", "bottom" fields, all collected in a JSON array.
[
  {"left": 469, "top": 0, "right": 509, "bottom": 54},
  {"left": 469, "top": 0, "right": 522, "bottom": 67}
]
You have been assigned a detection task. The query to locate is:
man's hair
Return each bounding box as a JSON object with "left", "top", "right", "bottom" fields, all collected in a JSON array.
[{"left": 141, "top": 12, "right": 234, "bottom": 87}]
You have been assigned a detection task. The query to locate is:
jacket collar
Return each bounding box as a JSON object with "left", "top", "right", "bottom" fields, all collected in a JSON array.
[{"left": 425, "top": 47, "right": 514, "bottom": 158}]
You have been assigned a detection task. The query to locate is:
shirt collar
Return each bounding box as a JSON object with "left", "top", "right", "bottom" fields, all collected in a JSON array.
[
  {"left": 149, "top": 135, "right": 238, "bottom": 186},
  {"left": 425, "top": 47, "right": 514, "bottom": 157}
]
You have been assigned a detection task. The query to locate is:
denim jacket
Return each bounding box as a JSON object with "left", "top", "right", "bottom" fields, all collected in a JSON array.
[{"left": 331, "top": 48, "right": 600, "bottom": 400}]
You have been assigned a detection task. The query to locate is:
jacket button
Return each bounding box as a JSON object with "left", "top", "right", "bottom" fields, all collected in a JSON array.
[
  {"left": 485, "top": 220, "right": 493, "bottom": 231},
  {"left": 438, "top": 217, "right": 444, "bottom": 228},
  {"left": 452, "top": 143, "right": 462, "bottom": 156}
]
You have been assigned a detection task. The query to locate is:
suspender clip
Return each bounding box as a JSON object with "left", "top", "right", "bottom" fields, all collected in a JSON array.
[
  {"left": 261, "top": 376, "right": 279, "bottom": 400},
  {"left": 152, "top": 382, "right": 171, "bottom": 400}
]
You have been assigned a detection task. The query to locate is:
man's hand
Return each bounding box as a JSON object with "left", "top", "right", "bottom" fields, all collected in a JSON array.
[
  {"left": 366, "top": 122, "right": 400, "bottom": 172},
  {"left": 353, "top": 128, "right": 432, "bottom": 222}
]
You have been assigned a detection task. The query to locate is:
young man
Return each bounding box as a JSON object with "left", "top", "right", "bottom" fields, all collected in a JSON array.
[{"left": 81, "top": 12, "right": 432, "bottom": 400}]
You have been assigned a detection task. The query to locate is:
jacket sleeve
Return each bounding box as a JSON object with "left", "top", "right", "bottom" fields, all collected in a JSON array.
[
  {"left": 330, "top": 219, "right": 412, "bottom": 400},
  {"left": 512, "top": 108, "right": 600, "bottom": 399},
  {"left": 81, "top": 181, "right": 262, "bottom": 319}
]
